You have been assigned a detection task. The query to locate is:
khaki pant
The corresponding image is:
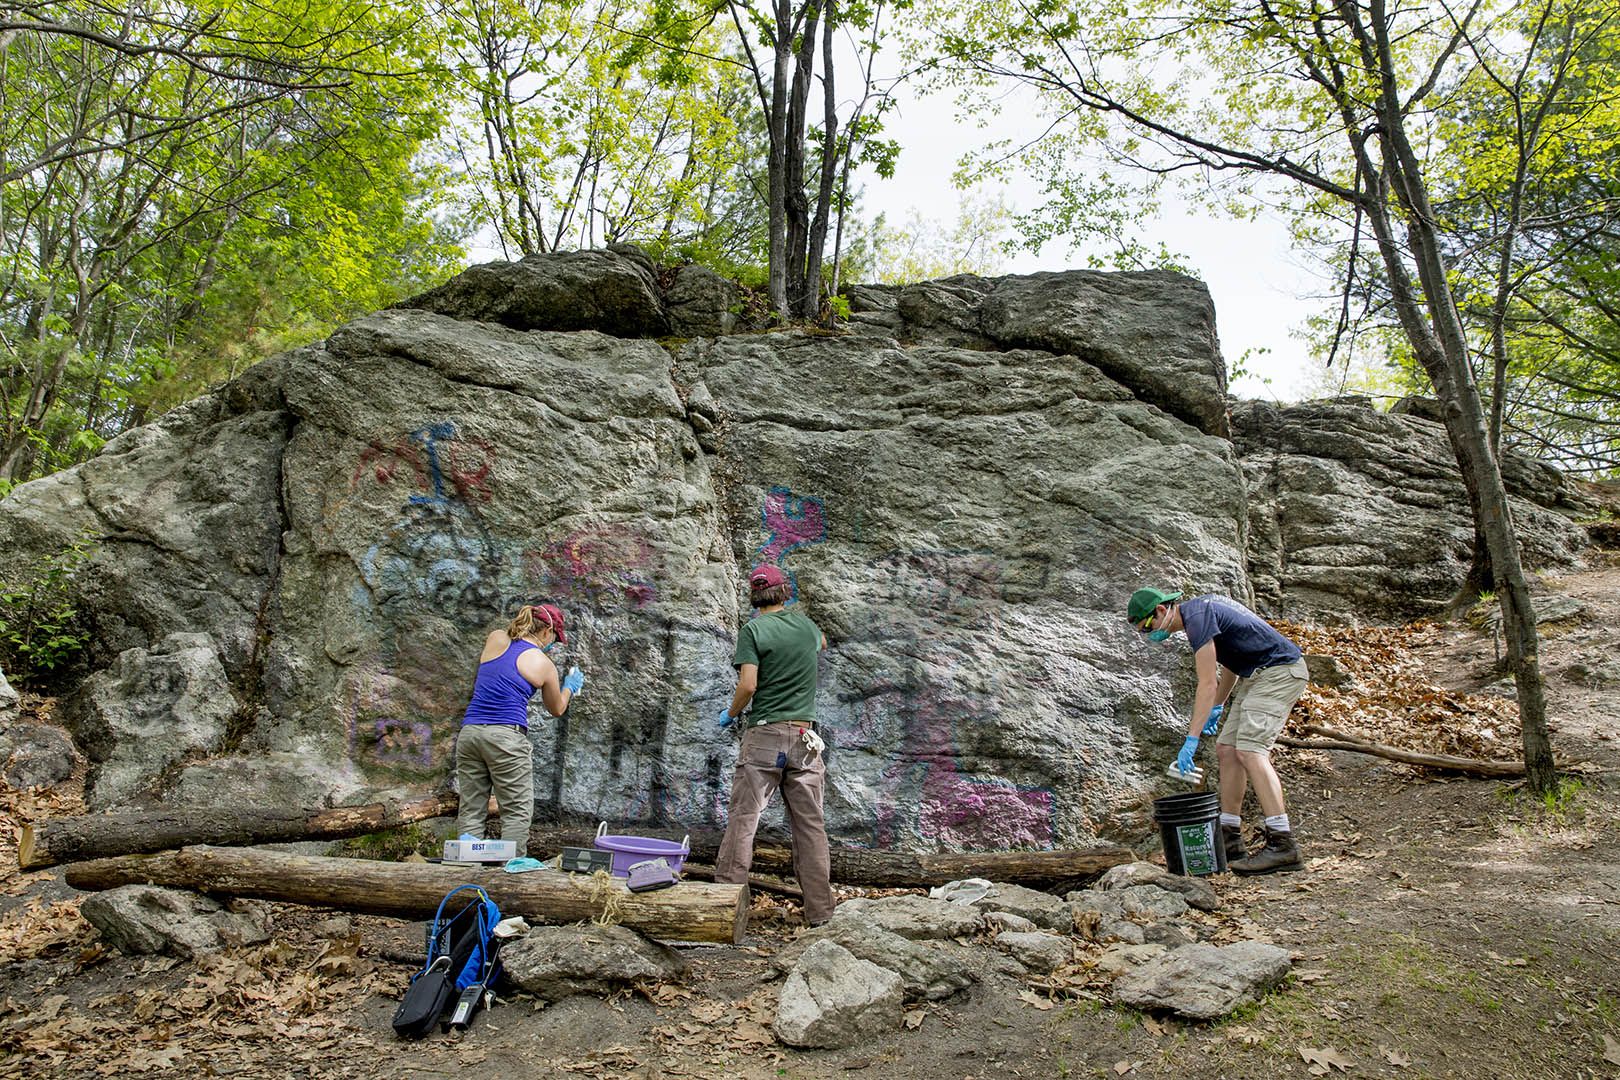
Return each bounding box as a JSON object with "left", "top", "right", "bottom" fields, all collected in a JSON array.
[
  {"left": 453, "top": 723, "right": 534, "bottom": 857},
  {"left": 715, "top": 723, "right": 834, "bottom": 923},
  {"left": 1216, "top": 659, "right": 1310, "bottom": 753}
]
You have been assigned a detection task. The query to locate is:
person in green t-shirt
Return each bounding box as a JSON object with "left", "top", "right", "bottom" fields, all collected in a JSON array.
[{"left": 713, "top": 564, "right": 834, "bottom": 924}]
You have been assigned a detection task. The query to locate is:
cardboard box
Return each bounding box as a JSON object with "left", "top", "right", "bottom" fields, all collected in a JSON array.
[{"left": 442, "top": 839, "right": 517, "bottom": 862}]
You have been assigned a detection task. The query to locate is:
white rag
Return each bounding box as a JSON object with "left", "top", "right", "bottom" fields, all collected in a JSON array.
[{"left": 801, "top": 728, "right": 826, "bottom": 755}]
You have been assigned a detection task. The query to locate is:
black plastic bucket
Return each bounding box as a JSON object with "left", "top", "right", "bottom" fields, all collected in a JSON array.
[{"left": 1153, "top": 791, "right": 1226, "bottom": 877}]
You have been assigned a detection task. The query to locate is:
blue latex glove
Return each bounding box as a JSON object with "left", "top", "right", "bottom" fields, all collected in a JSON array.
[
  {"left": 1201, "top": 704, "right": 1224, "bottom": 737},
  {"left": 562, "top": 666, "right": 584, "bottom": 694},
  {"left": 717, "top": 704, "right": 737, "bottom": 728},
  {"left": 1176, "top": 735, "right": 1200, "bottom": 775}
]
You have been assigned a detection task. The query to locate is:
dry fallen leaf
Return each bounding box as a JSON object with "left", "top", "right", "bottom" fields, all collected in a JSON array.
[
  {"left": 1602, "top": 1034, "right": 1620, "bottom": 1066},
  {"left": 903, "top": 1009, "right": 925, "bottom": 1031},
  {"left": 1294, "top": 969, "right": 1330, "bottom": 983},
  {"left": 1142, "top": 1016, "right": 1166, "bottom": 1037},
  {"left": 1113, "top": 1061, "right": 1132, "bottom": 1075},
  {"left": 1380, "top": 1044, "right": 1412, "bottom": 1067},
  {"left": 1299, "top": 1045, "right": 1356, "bottom": 1074},
  {"left": 1016, "top": 990, "right": 1054, "bottom": 1011}
]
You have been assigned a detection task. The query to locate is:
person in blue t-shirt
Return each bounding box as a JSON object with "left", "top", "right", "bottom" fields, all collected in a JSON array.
[
  {"left": 453, "top": 603, "right": 585, "bottom": 857},
  {"left": 1127, "top": 587, "right": 1310, "bottom": 874}
]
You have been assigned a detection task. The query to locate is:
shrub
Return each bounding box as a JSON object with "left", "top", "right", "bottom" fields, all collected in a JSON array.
[{"left": 0, "top": 535, "right": 95, "bottom": 684}]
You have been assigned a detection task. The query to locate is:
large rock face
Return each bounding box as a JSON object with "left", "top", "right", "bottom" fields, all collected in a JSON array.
[
  {"left": 1234, "top": 399, "right": 1591, "bottom": 620},
  {"left": 0, "top": 249, "right": 1590, "bottom": 842}
]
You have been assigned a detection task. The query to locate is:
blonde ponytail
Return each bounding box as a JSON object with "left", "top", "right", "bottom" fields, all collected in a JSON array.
[{"left": 506, "top": 606, "right": 537, "bottom": 640}]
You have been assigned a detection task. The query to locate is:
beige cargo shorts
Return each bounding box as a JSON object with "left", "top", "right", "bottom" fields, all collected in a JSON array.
[{"left": 1215, "top": 658, "right": 1309, "bottom": 753}]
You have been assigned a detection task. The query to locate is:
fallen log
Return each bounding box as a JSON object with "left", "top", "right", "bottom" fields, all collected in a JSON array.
[
  {"left": 18, "top": 793, "right": 461, "bottom": 871},
  {"left": 20, "top": 797, "right": 1133, "bottom": 890},
  {"left": 680, "top": 863, "right": 803, "bottom": 900},
  {"left": 63, "top": 846, "right": 748, "bottom": 944},
  {"left": 526, "top": 825, "right": 1135, "bottom": 889},
  {"left": 1278, "top": 724, "right": 1526, "bottom": 778}
]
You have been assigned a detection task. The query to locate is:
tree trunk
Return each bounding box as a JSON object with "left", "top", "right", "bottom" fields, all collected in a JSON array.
[
  {"left": 1361, "top": 0, "right": 1557, "bottom": 793},
  {"left": 765, "top": 1, "right": 793, "bottom": 321},
  {"left": 526, "top": 824, "right": 1134, "bottom": 889},
  {"left": 799, "top": 0, "right": 838, "bottom": 320},
  {"left": 17, "top": 793, "right": 461, "bottom": 870},
  {"left": 63, "top": 846, "right": 749, "bottom": 944},
  {"left": 782, "top": 0, "right": 822, "bottom": 317}
]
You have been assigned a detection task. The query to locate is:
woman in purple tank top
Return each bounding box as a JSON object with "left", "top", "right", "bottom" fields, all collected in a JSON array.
[{"left": 453, "top": 603, "right": 586, "bottom": 856}]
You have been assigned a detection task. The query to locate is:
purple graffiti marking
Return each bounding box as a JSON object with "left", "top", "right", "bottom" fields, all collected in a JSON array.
[
  {"left": 374, "top": 718, "right": 434, "bottom": 768},
  {"left": 757, "top": 487, "right": 826, "bottom": 565},
  {"left": 343, "top": 662, "right": 458, "bottom": 774},
  {"left": 871, "top": 691, "right": 1055, "bottom": 849}
]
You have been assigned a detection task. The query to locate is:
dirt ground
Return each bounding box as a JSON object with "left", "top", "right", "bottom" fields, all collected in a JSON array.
[{"left": 3, "top": 562, "right": 1619, "bottom": 1080}]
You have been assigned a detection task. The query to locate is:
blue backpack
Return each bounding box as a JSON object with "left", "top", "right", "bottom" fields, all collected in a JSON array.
[{"left": 392, "top": 885, "right": 503, "bottom": 1038}]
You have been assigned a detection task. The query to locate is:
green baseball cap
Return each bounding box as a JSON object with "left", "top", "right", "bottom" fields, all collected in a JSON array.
[{"left": 1127, "top": 587, "right": 1183, "bottom": 625}]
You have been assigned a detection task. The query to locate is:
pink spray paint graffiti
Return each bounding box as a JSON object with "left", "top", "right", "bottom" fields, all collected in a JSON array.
[
  {"left": 755, "top": 487, "right": 826, "bottom": 599},
  {"left": 527, "top": 526, "right": 659, "bottom": 611},
  {"left": 844, "top": 549, "right": 1058, "bottom": 849},
  {"left": 856, "top": 680, "right": 1057, "bottom": 851}
]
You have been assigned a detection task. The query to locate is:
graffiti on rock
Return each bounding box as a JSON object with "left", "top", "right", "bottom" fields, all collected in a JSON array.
[
  {"left": 529, "top": 525, "right": 659, "bottom": 611},
  {"left": 352, "top": 421, "right": 495, "bottom": 506},
  {"left": 342, "top": 421, "right": 512, "bottom": 777},
  {"left": 755, "top": 486, "right": 826, "bottom": 601},
  {"left": 837, "top": 546, "right": 1058, "bottom": 849}
]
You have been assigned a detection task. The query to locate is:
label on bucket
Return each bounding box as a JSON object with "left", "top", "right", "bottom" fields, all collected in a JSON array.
[{"left": 1175, "top": 822, "right": 1220, "bottom": 876}]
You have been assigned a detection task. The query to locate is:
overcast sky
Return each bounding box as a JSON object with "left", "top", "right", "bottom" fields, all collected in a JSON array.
[{"left": 862, "top": 87, "right": 1329, "bottom": 403}]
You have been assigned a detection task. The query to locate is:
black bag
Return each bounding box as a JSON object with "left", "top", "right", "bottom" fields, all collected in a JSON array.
[
  {"left": 392, "top": 885, "right": 503, "bottom": 1039},
  {"left": 392, "top": 955, "right": 454, "bottom": 1039}
]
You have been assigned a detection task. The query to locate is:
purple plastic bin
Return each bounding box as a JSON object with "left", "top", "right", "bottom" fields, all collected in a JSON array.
[{"left": 593, "top": 822, "right": 690, "bottom": 878}]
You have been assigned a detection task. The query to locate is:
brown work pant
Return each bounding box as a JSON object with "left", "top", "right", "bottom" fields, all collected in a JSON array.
[{"left": 715, "top": 722, "right": 835, "bottom": 923}]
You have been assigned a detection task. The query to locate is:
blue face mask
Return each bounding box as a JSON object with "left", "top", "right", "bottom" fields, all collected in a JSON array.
[{"left": 1147, "top": 629, "right": 1171, "bottom": 643}]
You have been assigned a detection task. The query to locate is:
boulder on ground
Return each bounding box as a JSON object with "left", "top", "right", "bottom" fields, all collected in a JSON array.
[
  {"left": 0, "top": 721, "right": 78, "bottom": 790},
  {"left": 1144, "top": 922, "right": 1196, "bottom": 948},
  {"left": 994, "top": 930, "right": 1072, "bottom": 974},
  {"left": 1304, "top": 653, "right": 1355, "bottom": 689},
  {"left": 830, "top": 895, "right": 983, "bottom": 941},
  {"left": 771, "top": 916, "right": 978, "bottom": 1002},
  {"left": 1111, "top": 940, "right": 1292, "bottom": 1020},
  {"left": 500, "top": 923, "right": 687, "bottom": 1002},
  {"left": 1114, "top": 884, "right": 1190, "bottom": 921},
  {"left": 80, "top": 885, "right": 270, "bottom": 958},
  {"left": 0, "top": 668, "right": 17, "bottom": 722},
  {"left": 1068, "top": 891, "right": 1145, "bottom": 944},
  {"left": 971, "top": 882, "right": 1074, "bottom": 933},
  {"left": 1091, "top": 861, "right": 1221, "bottom": 912},
  {"left": 773, "top": 940, "right": 904, "bottom": 1049}
]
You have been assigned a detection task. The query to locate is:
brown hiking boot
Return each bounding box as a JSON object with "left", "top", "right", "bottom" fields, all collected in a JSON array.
[
  {"left": 1222, "top": 825, "right": 1247, "bottom": 866},
  {"left": 1230, "top": 828, "right": 1303, "bottom": 875}
]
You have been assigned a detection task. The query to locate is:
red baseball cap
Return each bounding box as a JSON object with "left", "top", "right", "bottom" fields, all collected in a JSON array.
[
  {"left": 748, "top": 565, "right": 787, "bottom": 589},
  {"left": 530, "top": 603, "right": 567, "bottom": 644}
]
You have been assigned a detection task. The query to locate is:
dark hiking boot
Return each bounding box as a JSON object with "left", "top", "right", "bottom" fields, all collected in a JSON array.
[
  {"left": 1229, "top": 828, "right": 1303, "bottom": 875},
  {"left": 1222, "top": 825, "right": 1247, "bottom": 866}
]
